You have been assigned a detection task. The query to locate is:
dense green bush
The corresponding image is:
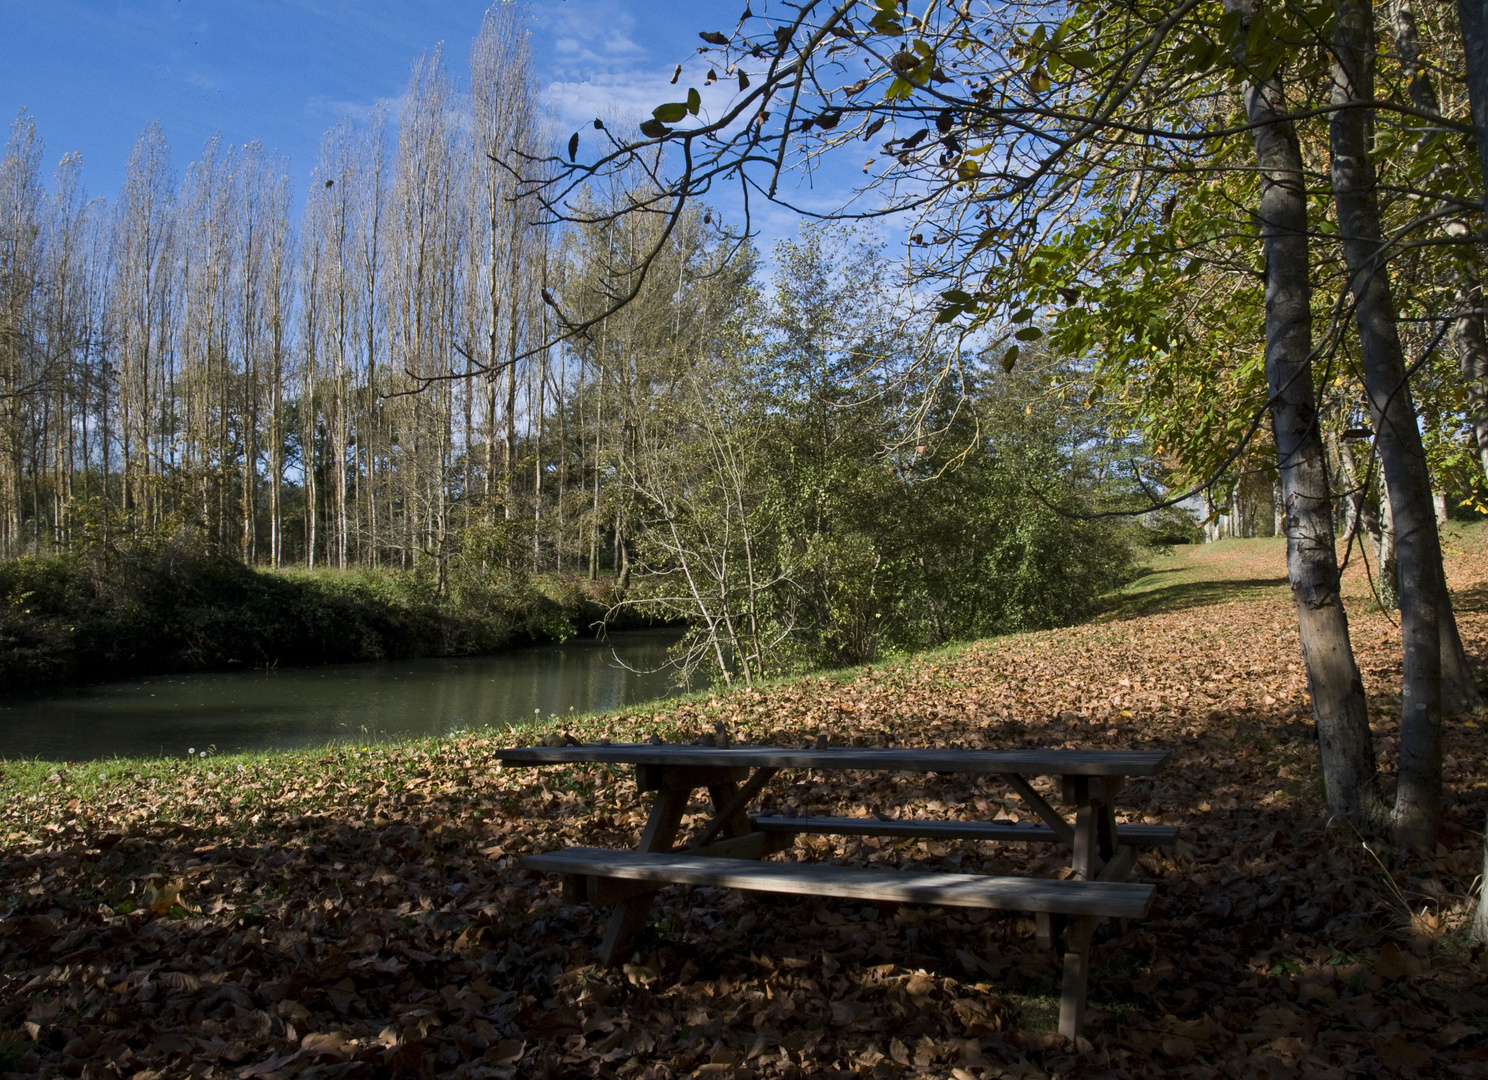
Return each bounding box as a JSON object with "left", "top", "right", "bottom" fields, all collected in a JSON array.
[
  {"left": 1137, "top": 506, "right": 1204, "bottom": 546},
  {"left": 0, "top": 535, "right": 627, "bottom": 690},
  {"left": 622, "top": 226, "right": 1141, "bottom": 681}
]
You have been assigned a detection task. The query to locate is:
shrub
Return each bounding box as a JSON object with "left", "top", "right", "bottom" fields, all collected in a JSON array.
[{"left": 0, "top": 535, "right": 615, "bottom": 690}]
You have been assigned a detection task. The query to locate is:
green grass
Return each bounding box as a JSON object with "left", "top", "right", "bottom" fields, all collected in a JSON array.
[
  {"left": 1099, "top": 537, "right": 1291, "bottom": 620},
  {"left": 1006, "top": 991, "right": 1061, "bottom": 1034},
  {"left": 0, "top": 1029, "right": 31, "bottom": 1072}
]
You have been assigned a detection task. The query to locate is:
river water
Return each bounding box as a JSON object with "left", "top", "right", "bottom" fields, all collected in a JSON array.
[{"left": 0, "top": 630, "right": 692, "bottom": 762}]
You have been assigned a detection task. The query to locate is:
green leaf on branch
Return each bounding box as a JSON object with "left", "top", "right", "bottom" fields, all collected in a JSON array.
[
  {"left": 1218, "top": 9, "right": 1243, "bottom": 44},
  {"left": 971, "top": 229, "right": 999, "bottom": 254},
  {"left": 1015, "top": 326, "right": 1044, "bottom": 341},
  {"left": 885, "top": 76, "right": 914, "bottom": 102},
  {"left": 687, "top": 87, "right": 702, "bottom": 116},
  {"left": 1011, "top": 308, "right": 1034, "bottom": 323},
  {"left": 654, "top": 102, "right": 690, "bottom": 123},
  {"left": 868, "top": 0, "right": 903, "bottom": 35},
  {"left": 639, "top": 118, "right": 671, "bottom": 138},
  {"left": 1001, "top": 346, "right": 1019, "bottom": 372}
]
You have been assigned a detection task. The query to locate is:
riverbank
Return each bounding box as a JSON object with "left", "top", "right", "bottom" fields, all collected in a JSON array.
[
  {"left": 2, "top": 535, "right": 1486, "bottom": 1077},
  {"left": 0, "top": 539, "right": 649, "bottom": 691},
  {"left": 0, "top": 629, "right": 690, "bottom": 762}
]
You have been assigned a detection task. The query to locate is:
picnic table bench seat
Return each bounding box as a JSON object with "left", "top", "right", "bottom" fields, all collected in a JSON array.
[
  {"left": 525, "top": 846, "right": 1157, "bottom": 918},
  {"left": 751, "top": 814, "right": 1179, "bottom": 847}
]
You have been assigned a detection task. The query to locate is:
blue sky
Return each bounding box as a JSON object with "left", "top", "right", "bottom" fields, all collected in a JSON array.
[{"left": 0, "top": 0, "right": 862, "bottom": 250}]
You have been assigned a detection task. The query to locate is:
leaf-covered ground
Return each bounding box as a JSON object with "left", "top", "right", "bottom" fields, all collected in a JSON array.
[{"left": 2, "top": 534, "right": 1487, "bottom": 1079}]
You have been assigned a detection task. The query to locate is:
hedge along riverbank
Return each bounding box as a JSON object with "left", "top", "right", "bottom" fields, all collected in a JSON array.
[{"left": 0, "top": 537, "right": 649, "bottom": 691}]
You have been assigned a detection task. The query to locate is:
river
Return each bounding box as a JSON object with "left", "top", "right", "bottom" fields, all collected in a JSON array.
[{"left": 0, "top": 629, "right": 692, "bottom": 762}]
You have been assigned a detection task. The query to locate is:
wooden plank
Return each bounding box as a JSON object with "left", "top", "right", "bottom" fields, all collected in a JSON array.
[
  {"left": 1071, "top": 785, "right": 1098, "bottom": 881},
  {"left": 999, "top": 773, "right": 1076, "bottom": 846},
  {"left": 524, "top": 848, "right": 1156, "bottom": 919},
  {"left": 1072, "top": 806, "right": 1098, "bottom": 881},
  {"left": 690, "top": 830, "right": 794, "bottom": 860},
  {"left": 573, "top": 875, "right": 654, "bottom": 906},
  {"left": 498, "top": 744, "right": 1170, "bottom": 777},
  {"left": 688, "top": 768, "right": 780, "bottom": 850},
  {"left": 636, "top": 763, "right": 750, "bottom": 791},
  {"left": 1096, "top": 845, "right": 1137, "bottom": 883},
  {"left": 1058, "top": 916, "right": 1096, "bottom": 1039},
  {"left": 750, "top": 815, "right": 1178, "bottom": 847},
  {"left": 637, "top": 788, "right": 689, "bottom": 852},
  {"left": 704, "top": 781, "right": 757, "bottom": 842},
  {"left": 1035, "top": 911, "right": 1065, "bottom": 951},
  {"left": 570, "top": 832, "right": 794, "bottom": 904},
  {"left": 598, "top": 786, "right": 689, "bottom": 966},
  {"left": 1097, "top": 778, "right": 1120, "bottom": 862}
]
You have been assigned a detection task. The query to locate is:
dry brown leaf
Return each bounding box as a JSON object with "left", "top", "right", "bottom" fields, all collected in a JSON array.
[
  {"left": 1373, "top": 1034, "right": 1433, "bottom": 1073},
  {"left": 486, "top": 1038, "right": 525, "bottom": 1065},
  {"left": 299, "top": 1031, "right": 350, "bottom": 1060}
]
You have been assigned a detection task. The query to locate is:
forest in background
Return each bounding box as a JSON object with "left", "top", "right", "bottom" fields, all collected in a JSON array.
[{"left": 0, "top": 5, "right": 1171, "bottom": 687}]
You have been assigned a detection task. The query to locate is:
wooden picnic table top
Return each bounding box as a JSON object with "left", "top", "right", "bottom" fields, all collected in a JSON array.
[{"left": 496, "top": 743, "right": 1169, "bottom": 777}]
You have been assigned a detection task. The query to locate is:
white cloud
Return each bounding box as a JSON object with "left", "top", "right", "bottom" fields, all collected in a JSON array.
[
  {"left": 543, "top": 71, "right": 742, "bottom": 135},
  {"left": 531, "top": 0, "right": 644, "bottom": 70},
  {"left": 302, "top": 93, "right": 390, "bottom": 125},
  {"left": 543, "top": 75, "right": 660, "bottom": 129},
  {"left": 180, "top": 69, "right": 220, "bottom": 93}
]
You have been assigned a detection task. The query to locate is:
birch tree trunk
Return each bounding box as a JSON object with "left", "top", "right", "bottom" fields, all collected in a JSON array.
[
  {"left": 1392, "top": 3, "right": 1488, "bottom": 485},
  {"left": 1233, "top": 0, "right": 1384, "bottom": 824},
  {"left": 1331, "top": 0, "right": 1470, "bottom": 845},
  {"left": 1456, "top": 0, "right": 1488, "bottom": 211}
]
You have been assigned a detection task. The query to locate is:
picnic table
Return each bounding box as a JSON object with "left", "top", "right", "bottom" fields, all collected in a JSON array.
[{"left": 500, "top": 740, "right": 1173, "bottom": 1038}]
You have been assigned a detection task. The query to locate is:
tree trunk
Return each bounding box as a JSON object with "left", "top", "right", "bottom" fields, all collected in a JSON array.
[
  {"left": 1455, "top": 0, "right": 1488, "bottom": 511},
  {"left": 1379, "top": 481, "right": 1400, "bottom": 610},
  {"left": 1437, "top": 565, "right": 1479, "bottom": 716},
  {"left": 1472, "top": 807, "right": 1488, "bottom": 945},
  {"left": 1332, "top": 431, "right": 1382, "bottom": 553},
  {"left": 1394, "top": 2, "right": 1488, "bottom": 485},
  {"left": 1202, "top": 488, "right": 1218, "bottom": 542},
  {"left": 1234, "top": 9, "right": 1384, "bottom": 824},
  {"left": 1454, "top": 281, "right": 1488, "bottom": 481},
  {"left": 1456, "top": 0, "right": 1488, "bottom": 211},
  {"left": 1332, "top": 0, "right": 1458, "bottom": 845}
]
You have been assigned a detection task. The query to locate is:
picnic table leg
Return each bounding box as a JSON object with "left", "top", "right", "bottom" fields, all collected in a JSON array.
[
  {"left": 1058, "top": 915, "right": 1096, "bottom": 1039},
  {"left": 1057, "top": 774, "right": 1134, "bottom": 1032},
  {"left": 1097, "top": 777, "right": 1122, "bottom": 862},
  {"left": 1065, "top": 777, "right": 1103, "bottom": 880},
  {"left": 706, "top": 782, "right": 755, "bottom": 840},
  {"left": 597, "top": 784, "right": 690, "bottom": 967}
]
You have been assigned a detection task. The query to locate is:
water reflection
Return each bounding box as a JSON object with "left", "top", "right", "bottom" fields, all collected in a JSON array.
[{"left": 0, "top": 630, "right": 691, "bottom": 762}]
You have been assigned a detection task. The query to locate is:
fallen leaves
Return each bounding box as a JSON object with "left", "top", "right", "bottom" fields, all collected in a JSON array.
[
  {"left": 1, "top": 536, "right": 1487, "bottom": 1078},
  {"left": 141, "top": 875, "right": 184, "bottom": 916}
]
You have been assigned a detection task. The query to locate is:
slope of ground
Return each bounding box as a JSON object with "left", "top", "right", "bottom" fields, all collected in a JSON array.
[{"left": 1, "top": 533, "right": 1486, "bottom": 1079}]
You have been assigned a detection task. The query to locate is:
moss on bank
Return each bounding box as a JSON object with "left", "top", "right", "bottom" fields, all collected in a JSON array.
[{"left": 0, "top": 539, "right": 645, "bottom": 691}]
